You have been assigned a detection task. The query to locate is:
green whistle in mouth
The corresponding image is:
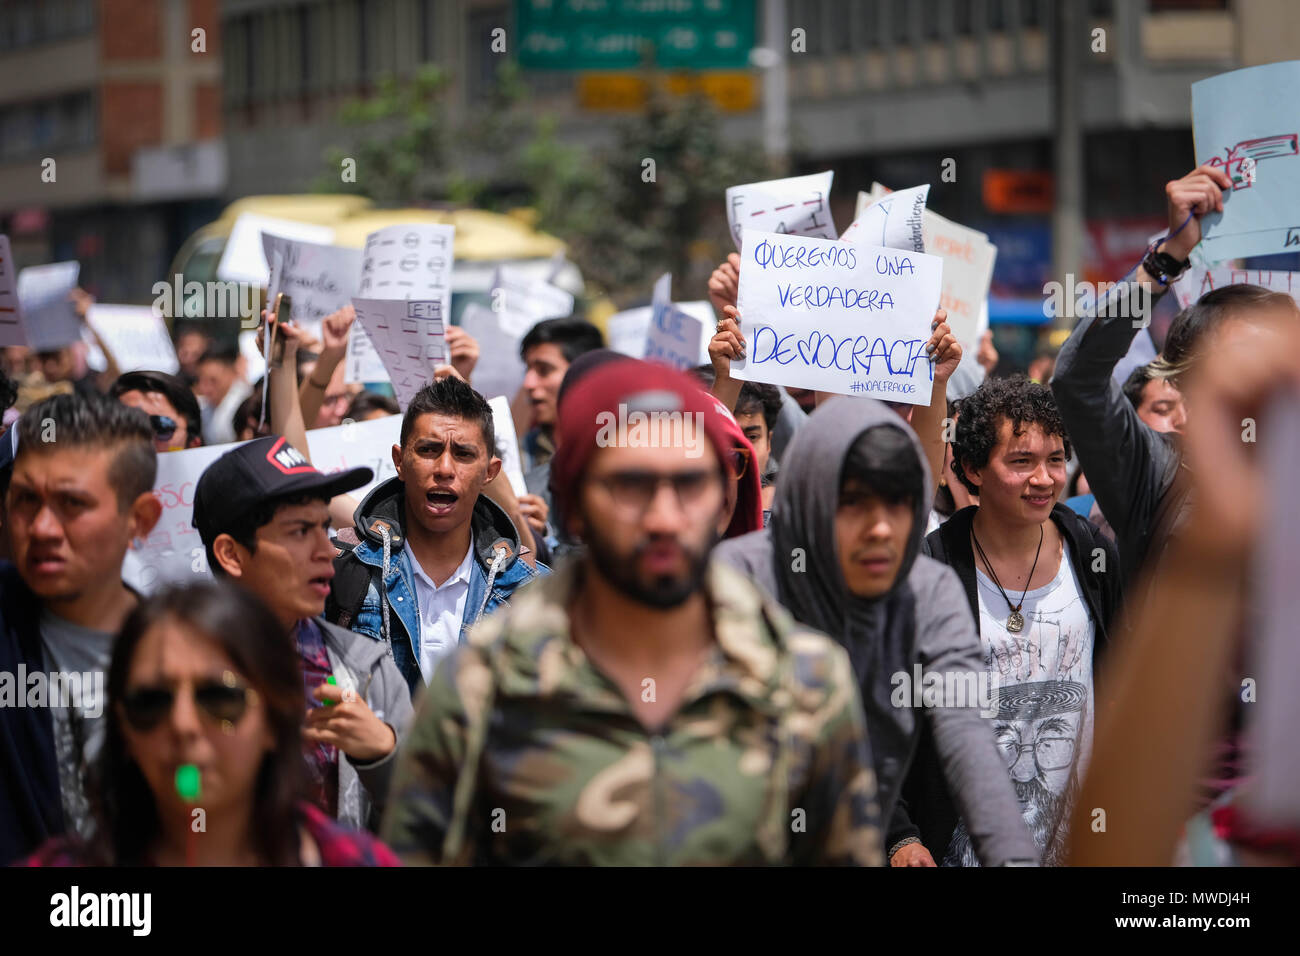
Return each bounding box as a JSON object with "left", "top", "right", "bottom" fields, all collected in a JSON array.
[{"left": 175, "top": 764, "right": 201, "bottom": 803}]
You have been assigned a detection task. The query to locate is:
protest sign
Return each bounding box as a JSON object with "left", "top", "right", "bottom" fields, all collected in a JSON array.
[
  {"left": 726, "top": 171, "right": 836, "bottom": 251},
  {"left": 122, "top": 417, "right": 400, "bottom": 593},
  {"left": 730, "top": 228, "right": 943, "bottom": 404},
  {"left": 123, "top": 440, "right": 250, "bottom": 593},
  {"left": 238, "top": 328, "right": 267, "bottom": 385},
  {"left": 853, "top": 184, "right": 996, "bottom": 350},
  {"left": 215, "top": 213, "right": 333, "bottom": 286},
  {"left": 841, "top": 184, "right": 929, "bottom": 253},
  {"left": 488, "top": 395, "right": 529, "bottom": 497},
  {"left": 1193, "top": 60, "right": 1300, "bottom": 262},
  {"left": 85, "top": 304, "right": 179, "bottom": 374},
  {"left": 344, "top": 324, "right": 391, "bottom": 384},
  {"left": 0, "top": 235, "right": 23, "bottom": 347},
  {"left": 358, "top": 223, "right": 454, "bottom": 300},
  {"left": 306, "top": 415, "right": 400, "bottom": 502},
  {"left": 1170, "top": 266, "right": 1300, "bottom": 311},
  {"left": 460, "top": 301, "right": 526, "bottom": 401},
  {"left": 260, "top": 233, "right": 362, "bottom": 339},
  {"left": 351, "top": 298, "right": 447, "bottom": 410},
  {"left": 491, "top": 264, "right": 575, "bottom": 337},
  {"left": 1111, "top": 327, "right": 1157, "bottom": 389},
  {"left": 18, "top": 261, "right": 81, "bottom": 352},
  {"left": 646, "top": 304, "right": 705, "bottom": 371}
]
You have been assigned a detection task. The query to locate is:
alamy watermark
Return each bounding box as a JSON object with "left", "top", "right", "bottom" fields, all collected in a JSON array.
[
  {"left": 0, "top": 667, "right": 104, "bottom": 718},
  {"left": 891, "top": 664, "right": 1000, "bottom": 719},
  {"left": 1042, "top": 274, "right": 1154, "bottom": 328},
  {"left": 594, "top": 401, "right": 707, "bottom": 459},
  {"left": 151, "top": 274, "right": 260, "bottom": 327}
]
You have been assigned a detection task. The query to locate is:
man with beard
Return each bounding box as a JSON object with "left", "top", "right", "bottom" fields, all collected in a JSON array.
[
  {"left": 383, "top": 359, "right": 883, "bottom": 865},
  {"left": 944, "top": 681, "right": 1087, "bottom": 867}
]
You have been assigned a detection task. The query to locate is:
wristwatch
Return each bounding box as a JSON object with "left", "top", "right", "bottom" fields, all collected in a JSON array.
[{"left": 1141, "top": 245, "right": 1190, "bottom": 287}]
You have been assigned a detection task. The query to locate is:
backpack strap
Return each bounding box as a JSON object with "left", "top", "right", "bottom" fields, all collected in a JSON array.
[{"left": 326, "top": 545, "right": 372, "bottom": 632}]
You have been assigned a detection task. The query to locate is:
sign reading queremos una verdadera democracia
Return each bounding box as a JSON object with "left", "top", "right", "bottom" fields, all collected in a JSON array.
[{"left": 730, "top": 228, "right": 944, "bottom": 406}]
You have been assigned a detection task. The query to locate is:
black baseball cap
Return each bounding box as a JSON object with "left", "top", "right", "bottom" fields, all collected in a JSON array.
[{"left": 192, "top": 436, "right": 373, "bottom": 545}]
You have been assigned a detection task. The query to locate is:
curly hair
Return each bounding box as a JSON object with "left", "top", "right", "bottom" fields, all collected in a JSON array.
[{"left": 952, "top": 376, "right": 1071, "bottom": 496}]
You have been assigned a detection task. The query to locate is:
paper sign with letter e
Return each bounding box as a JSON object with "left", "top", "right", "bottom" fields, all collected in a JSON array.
[
  {"left": 260, "top": 233, "right": 361, "bottom": 340},
  {"left": 216, "top": 213, "right": 334, "bottom": 286},
  {"left": 86, "top": 304, "right": 179, "bottom": 374},
  {"left": 645, "top": 304, "right": 704, "bottom": 372},
  {"left": 352, "top": 297, "right": 446, "bottom": 410},
  {"left": 730, "top": 228, "right": 943, "bottom": 405},
  {"left": 1193, "top": 60, "right": 1300, "bottom": 262},
  {"left": 0, "top": 235, "right": 24, "bottom": 347},
  {"left": 726, "top": 171, "right": 836, "bottom": 251},
  {"left": 17, "top": 260, "right": 81, "bottom": 352},
  {"left": 358, "top": 224, "right": 455, "bottom": 302}
]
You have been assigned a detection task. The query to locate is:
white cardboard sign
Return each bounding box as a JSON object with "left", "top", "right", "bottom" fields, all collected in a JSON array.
[
  {"left": 726, "top": 170, "right": 836, "bottom": 251},
  {"left": 730, "top": 228, "right": 943, "bottom": 404}
]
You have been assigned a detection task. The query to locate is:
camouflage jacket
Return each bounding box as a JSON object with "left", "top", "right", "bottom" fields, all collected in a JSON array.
[{"left": 382, "top": 560, "right": 884, "bottom": 866}]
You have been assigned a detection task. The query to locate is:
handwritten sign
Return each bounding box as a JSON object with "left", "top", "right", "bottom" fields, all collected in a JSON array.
[
  {"left": 122, "top": 418, "right": 399, "bottom": 593},
  {"left": 1193, "top": 60, "right": 1300, "bottom": 261},
  {"left": 122, "top": 440, "right": 251, "bottom": 594},
  {"left": 730, "top": 228, "right": 943, "bottom": 405},
  {"left": 726, "top": 171, "right": 836, "bottom": 251},
  {"left": 18, "top": 260, "right": 81, "bottom": 352},
  {"left": 351, "top": 298, "right": 447, "bottom": 410},
  {"left": 1171, "top": 266, "right": 1300, "bottom": 311},
  {"left": 461, "top": 301, "right": 526, "bottom": 401},
  {"left": 85, "top": 304, "right": 179, "bottom": 374},
  {"left": 259, "top": 233, "right": 361, "bottom": 340},
  {"left": 488, "top": 395, "right": 529, "bottom": 497},
  {"left": 215, "top": 213, "right": 334, "bottom": 286},
  {"left": 358, "top": 224, "right": 454, "bottom": 300},
  {"left": 344, "top": 324, "right": 390, "bottom": 384},
  {"left": 853, "top": 183, "right": 996, "bottom": 351},
  {"left": 646, "top": 304, "right": 705, "bottom": 372},
  {"left": 841, "top": 184, "right": 930, "bottom": 253}
]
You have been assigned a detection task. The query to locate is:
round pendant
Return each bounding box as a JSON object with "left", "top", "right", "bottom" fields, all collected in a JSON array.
[{"left": 1006, "top": 610, "right": 1025, "bottom": 633}]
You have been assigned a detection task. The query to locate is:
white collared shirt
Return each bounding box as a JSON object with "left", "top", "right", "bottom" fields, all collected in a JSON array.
[{"left": 407, "top": 542, "right": 475, "bottom": 683}]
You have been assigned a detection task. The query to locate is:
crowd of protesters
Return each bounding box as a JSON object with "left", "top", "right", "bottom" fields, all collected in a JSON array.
[{"left": 1, "top": 162, "right": 1299, "bottom": 867}]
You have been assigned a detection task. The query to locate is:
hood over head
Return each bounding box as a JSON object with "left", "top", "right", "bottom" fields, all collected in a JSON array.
[{"left": 770, "top": 396, "right": 931, "bottom": 651}]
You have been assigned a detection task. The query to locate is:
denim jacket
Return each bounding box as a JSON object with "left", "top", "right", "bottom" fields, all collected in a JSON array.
[{"left": 328, "top": 477, "right": 547, "bottom": 696}]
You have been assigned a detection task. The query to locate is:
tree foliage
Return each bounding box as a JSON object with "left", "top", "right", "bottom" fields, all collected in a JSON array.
[{"left": 316, "top": 65, "right": 767, "bottom": 303}]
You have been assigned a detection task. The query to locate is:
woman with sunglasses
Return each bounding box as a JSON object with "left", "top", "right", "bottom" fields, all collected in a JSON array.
[{"left": 22, "top": 581, "right": 398, "bottom": 866}]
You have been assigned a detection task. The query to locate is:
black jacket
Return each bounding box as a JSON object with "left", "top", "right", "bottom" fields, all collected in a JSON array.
[
  {"left": 892, "top": 504, "right": 1123, "bottom": 860},
  {"left": 0, "top": 564, "right": 63, "bottom": 865}
]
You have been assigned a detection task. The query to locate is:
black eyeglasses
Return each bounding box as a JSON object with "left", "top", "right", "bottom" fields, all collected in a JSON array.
[
  {"left": 591, "top": 470, "right": 720, "bottom": 514},
  {"left": 148, "top": 415, "right": 177, "bottom": 443},
  {"left": 121, "top": 671, "right": 257, "bottom": 733}
]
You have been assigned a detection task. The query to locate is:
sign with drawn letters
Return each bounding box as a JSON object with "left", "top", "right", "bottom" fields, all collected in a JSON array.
[
  {"left": 730, "top": 228, "right": 943, "bottom": 405},
  {"left": 726, "top": 171, "right": 836, "bottom": 251}
]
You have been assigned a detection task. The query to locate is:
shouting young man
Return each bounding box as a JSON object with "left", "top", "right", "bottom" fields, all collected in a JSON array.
[{"left": 326, "top": 376, "right": 546, "bottom": 696}]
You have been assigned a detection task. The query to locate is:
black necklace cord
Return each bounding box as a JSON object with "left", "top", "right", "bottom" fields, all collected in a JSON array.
[{"left": 971, "top": 522, "right": 1045, "bottom": 615}]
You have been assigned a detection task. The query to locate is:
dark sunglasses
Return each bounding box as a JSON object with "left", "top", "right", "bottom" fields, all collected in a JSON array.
[
  {"left": 148, "top": 415, "right": 177, "bottom": 442},
  {"left": 121, "top": 671, "right": 256, "bottom": 733}
]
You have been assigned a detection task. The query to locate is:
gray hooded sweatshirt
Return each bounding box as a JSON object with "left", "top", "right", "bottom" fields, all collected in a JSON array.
[{"left": 714, "top": 397, "right": 1037, "bottom": 866}]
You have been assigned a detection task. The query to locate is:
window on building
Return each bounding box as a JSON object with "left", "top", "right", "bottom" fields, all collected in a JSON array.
[{"left": 0, "top": 92, "right": 95, "bottom": 162}]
